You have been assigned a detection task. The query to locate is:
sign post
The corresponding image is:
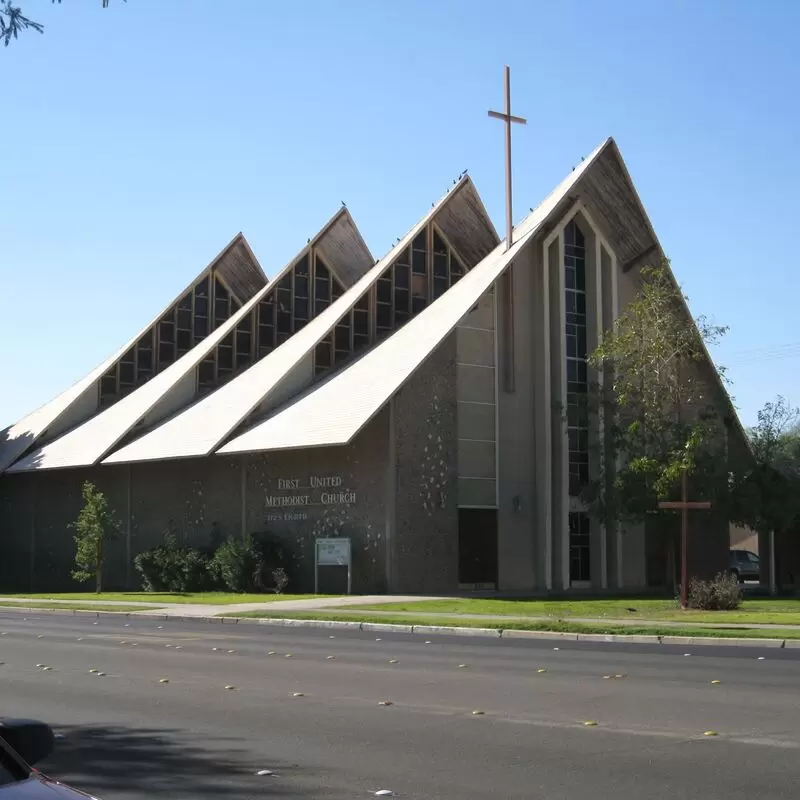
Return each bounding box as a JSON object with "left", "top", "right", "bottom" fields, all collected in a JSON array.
[{"left": 315, "top": 537, "right": 352, "bottom": 595}]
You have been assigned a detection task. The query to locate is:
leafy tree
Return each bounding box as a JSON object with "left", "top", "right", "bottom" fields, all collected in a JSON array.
[
  {"left": 1, "top": 0, "right": 121, "bottom": 47},
  {"left": 585, "top": 263, "right": 735, "bottom": 591},
  {"left": 70, "top": 481, "right": 119, "bottom": 593},
  {"left": 587, "top": 263, "right": 731, "bottom": 524},
  {"left": 731, "top": 396, "right": 800, "bottom": 543}
]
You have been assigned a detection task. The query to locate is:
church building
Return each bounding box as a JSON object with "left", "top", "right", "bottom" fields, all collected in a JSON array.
[{"left": 0, "top": 138, "right": 741, "bottom": 594}]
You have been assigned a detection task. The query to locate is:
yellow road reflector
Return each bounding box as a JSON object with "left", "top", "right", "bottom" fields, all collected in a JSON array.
[
  {"left": 537, "top": 668, "right": 547, "bottom": 673},
  {"left": 471, "top": 710, "right": 485, "bottom": 716},
  {"left": 602, "top": 675, "right": 612, "bottom": 680},
  {"left": 285, "top": 654, "right": 294, "bottom": 658},
  {"left": 267, "top": 651, "right": 277, "bottom": 656},
  {"left": 711, "top": 680, "right": 721, "bottom": 685},
  {"left": 458, "top": 664, "right": 468, "bottom": 669},
  {"left": 378, "top": 700, "right": 393, "bottom": 706},
  {"left": 704, "top": 730, "right": 718, "bottom": 737},
  {"left": 158, "top": 678, "right": 169, "bottom": 684},
  {"left": 89, "top": 668, "right": 98, "bottom": 674},
  {"left": 224, "top": 685, "right": 236, "bottom": 690},
  {"left": 292, "top": 692, "right": 305, "bottom": 697},
  {"left": 42, "top": 666, "right": 52, "bottom": 671},
  {"left": 388, "top": 659, "right": 399, "bottom": 664},
  {"left": 584, "top": 720, "right": 598, "bottom": 727}
]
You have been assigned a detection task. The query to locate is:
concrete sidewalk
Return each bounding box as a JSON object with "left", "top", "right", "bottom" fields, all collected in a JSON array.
[
  {"left": 0, "top": 595, "right": 442, "bottom": 618},
  {"left": 2, "top": 594, "right": 800, "bottom": 631}
]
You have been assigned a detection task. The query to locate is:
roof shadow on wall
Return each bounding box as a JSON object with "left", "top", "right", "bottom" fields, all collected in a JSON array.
[{"left": 0, "top": 427, "right": 43, "bottom": 475}]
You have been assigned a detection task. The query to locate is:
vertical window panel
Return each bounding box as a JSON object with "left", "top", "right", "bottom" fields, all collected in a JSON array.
[{"left": 564, "top": 220, "right": 589, "bottom": 497}]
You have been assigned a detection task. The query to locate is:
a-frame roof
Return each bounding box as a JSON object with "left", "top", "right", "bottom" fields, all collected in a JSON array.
[
  {"left": 7, "top": 208, "right": 371, "bottom": 473},
  {"left": 220, "top": 137, "right": 745, "bottom": 455},
  {"left": 219, "top": 143, "right": 606, "bottom": 454},
  {"left": 0, "top": 232, "right": 267, "bottom": 475},
  {"left": 104, "top": 177, "right": 498, "bottom": 465}
]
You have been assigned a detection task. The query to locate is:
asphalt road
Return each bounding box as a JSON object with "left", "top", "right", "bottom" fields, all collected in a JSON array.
[{"left": 1, "top": 613, "right": 799, "bottom": 800}]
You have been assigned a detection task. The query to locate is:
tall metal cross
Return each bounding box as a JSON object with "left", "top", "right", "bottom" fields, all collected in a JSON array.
[
  {"left": 488, "top": 65, "right": 527, "bottom": 251},
  {"left": 658, "top": 469, "right": 712, "bottom": 610}
]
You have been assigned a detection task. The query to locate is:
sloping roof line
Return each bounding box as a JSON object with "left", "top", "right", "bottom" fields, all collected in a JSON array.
[
  {"left": 0, "top": 232, "right": 263, "bottom": 475},
  {"left": 104, "top": 176, "right": 479, "bottom": 465},
  {"left": 602, "top": 139, "right": 748, "bottom": 448},
  {"left": 218, "top": 144, "right": 609, "bottom": 455},
  {"left": 8, "top": 209, "right": 362, "bottom": 473}
]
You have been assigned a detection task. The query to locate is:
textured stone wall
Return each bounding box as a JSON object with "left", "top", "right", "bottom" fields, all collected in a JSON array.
[
  {"left": 243, "top": 408, "right": 390, "bottom": 594},
  {"left": 0, "top": 339, "right": 456, "bottom": 596},
  {"left": 130, "top": 457, "right": 241, "bottom": 555},
  {"left": 0, "top": 407, "right": 392, "bottom": 594},
  {"left": 0, "top": 472, "right": 33, "bottom": 591},
  {"left": 391, "top": 333, "right": 459, "bottom": 594},
  {"left": 0, "top": 465, "right": 129, "bottom": 592}
]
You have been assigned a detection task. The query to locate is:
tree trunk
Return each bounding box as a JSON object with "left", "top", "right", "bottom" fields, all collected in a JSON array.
[{"left": 96, "top": 539, "right": 103, "bottom": 594}]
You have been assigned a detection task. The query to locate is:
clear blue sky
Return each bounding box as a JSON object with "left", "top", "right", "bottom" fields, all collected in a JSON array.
[{"left": 3, "top": 0, "right": 798, "bottom": 429}]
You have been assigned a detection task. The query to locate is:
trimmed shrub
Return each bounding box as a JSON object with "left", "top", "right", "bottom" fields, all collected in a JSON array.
[
  {"left": 684, "top": 571, "right": 743, "bottom": 610},
  {"left": 208, "top": 533, "right": 294, "bottom": 593},
  {"left": 134, "top": 534, "right": 214, "bottom": 592},
  {"left": 209, "top": 536, "right": 262, "bottom": 593}
]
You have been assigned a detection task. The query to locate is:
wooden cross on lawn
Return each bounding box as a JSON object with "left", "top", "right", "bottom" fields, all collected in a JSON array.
[
  {"left": 488, "top": 65, "right": 526, "bottom": 251},
  {"left": 658, "top": 469, "right": 712, "bottom": 609}
]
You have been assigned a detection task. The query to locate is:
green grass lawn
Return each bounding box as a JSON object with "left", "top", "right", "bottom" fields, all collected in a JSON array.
[
  {"left": 1, "top": 592, "right": 324, "bottom": 605},
  {"left": 0, "top": 600, "right": 163, "bottom": 612},
  {"left": 345, "top": 597, "right": 800, "bottom": 626},
  {"left": 222, "top": 609, "right": 800, "bottom": 640}
]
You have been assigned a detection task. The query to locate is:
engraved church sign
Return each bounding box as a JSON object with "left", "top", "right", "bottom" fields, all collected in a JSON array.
[{"left": 265, "top": 474, "right": 356, "bottom": 522}]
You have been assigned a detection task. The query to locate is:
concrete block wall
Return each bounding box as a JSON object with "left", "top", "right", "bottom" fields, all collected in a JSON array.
[{"left": 391, "top": 334, "right": 459, "bottom": 594}]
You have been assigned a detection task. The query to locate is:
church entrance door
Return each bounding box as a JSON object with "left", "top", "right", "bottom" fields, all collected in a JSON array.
[{"left": 458, "top": 508, "right": 498, "bottom": 587}]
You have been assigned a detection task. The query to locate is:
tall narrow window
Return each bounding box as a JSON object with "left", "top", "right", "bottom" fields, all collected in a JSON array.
[
  {"left": 214, "top": 278, "right": 231, "bottom": 327},
  {"left": 569, "top": 511, "right": 591, "bottom": 583},
  {"left": 564, "top": 219, "right": 589, "bottom": 496}
]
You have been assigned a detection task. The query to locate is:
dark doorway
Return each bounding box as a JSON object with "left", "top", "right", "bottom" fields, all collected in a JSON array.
[{"left": 458, "top": 508, "right": 498, "bottom": 585}]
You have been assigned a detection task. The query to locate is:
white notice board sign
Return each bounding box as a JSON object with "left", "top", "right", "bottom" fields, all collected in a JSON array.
[
  {"left": 316, "top": 538, "right": 351, "bottom": 566},
  {"left": 315, "top": 538, "right": 352, "bottom": 594}
]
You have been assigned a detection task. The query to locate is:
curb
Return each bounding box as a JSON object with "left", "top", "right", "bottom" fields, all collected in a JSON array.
[{"left": 0, "top": 606, "right": 793, "bottom": 649}]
